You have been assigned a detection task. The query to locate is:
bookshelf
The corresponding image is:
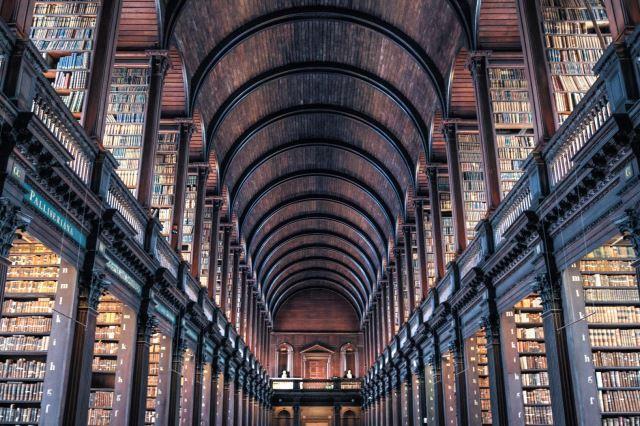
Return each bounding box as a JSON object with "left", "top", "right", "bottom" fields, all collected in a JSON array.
[
  {"left": 214, "top": 229, "right": 224, "bottom": 307},
  {"left": 438, "top": 172, "right": 456, "bottom": 264},
  {"left": 178, "top": 348, "right": 195, "bottom": 426},
  {"left": 539, "top": 0, "right": 612, "bottom": 125},
  {"left": 89, "top": 293, "right": 134, "bottom": 426},
  {"left": 0, "top": 234, "right": 60, "bottom": 424},
  {"left": 421, "top": 204, "right": 436, "bottom": 290},
  {"left": 102, "top": 62, "right": 151, "bottom": 196},
  {"left": 515, "top": 295, "right": 553, "bottom": 426},
  {"left": 488, "top": 65, "right": 535, "bottom": 198},
  {"left": 441, "top": 351, "right": 458, "bottom": 425},
  {"left": 456, "top": 130, "right": 486, "bottom": 243},
  {"left": 410, "top": 230, "right": 421, "bottom": 304},
  {"left": 180, "top": 173, "right": 198, "bottom": 263},
  {"left": 30, "top": 0, "right": 100, "bottom": 120},
  {"left": 152, "top": 128, "right": 179, "bottom": 239},
  {"left": 199, "top": 206, "right": 213, "bottom": 288},
  {"left": 466, "top": 329, "right": 492, "bottom": 425},
  {"left": 579, "top": 239, "right": 640, "bottom": 423},
  {"left": 145, "top": 332, "right": 171, "bottom": 425}
]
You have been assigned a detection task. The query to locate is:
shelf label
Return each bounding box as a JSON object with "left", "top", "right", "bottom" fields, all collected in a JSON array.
[
  {"left": 105, "top": 255, "right": 142, "bottom": 295},
  {"left": 22, "top": 183, "right": 87, "bottom": 247}
]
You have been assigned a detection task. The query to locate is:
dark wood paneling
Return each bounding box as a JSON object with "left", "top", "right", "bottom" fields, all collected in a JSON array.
[{"left": 274, "top": 289, "right": 359, "bottom": 332}]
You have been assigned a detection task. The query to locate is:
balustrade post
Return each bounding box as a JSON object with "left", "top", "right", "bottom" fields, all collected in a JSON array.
[{"left": 138, "top": 51, "right": 170, "bottom": 208}]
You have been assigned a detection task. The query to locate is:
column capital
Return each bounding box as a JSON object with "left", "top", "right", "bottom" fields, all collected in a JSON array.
[
  {"left": 88, "top": 271, "right": 110, "bottom": 310},
  {"left": 618, "top": 206, "right": 640, "bottom": 257},
  {"left": 146, "top": 49, "right": 170, "bottom": 76},
  {"left": 0, "top": 199, "right": 30, "bottom": 258},
  {"left": 465, "top": 50, "right": 491, "bottom": 75},
  {"left": 533, "top": 273, "right": 561, "bottom": 312}
]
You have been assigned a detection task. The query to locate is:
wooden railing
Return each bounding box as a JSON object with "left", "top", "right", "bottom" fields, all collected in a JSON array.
[
  {"left": 156, "top": 236, "right": 179, "bottom": 278},
  {"left": 30, "top": 56, "right": 97, "bottom": 185},
  {"left": 491, "top": 177, "right": 533, "bottom": 247},
  {"left": 271, "top": 378, "right": 362, "bottom": 391},
  {"left": 544, "top": 79, "right": 611, "bottom": 188},
  {"left": 105, "top": 177, "right": 146, "bottom": 246}
]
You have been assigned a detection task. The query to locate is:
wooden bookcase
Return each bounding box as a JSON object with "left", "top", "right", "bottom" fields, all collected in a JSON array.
[
  {"left": 515, "top": 295, "right": 553, "bottom": 425},
  {"left": 456, "top": 130, "right": 486, "bottom": 244},
  {"left": 199, "top": 205, "right": 213, "bottom": 288},
  {"left": 421, "top": 203, "right": 436, "bottom": 290},
  {"left": 539, "top": 0, "right": 612, "bottom": 125},
  {"left": 465, "top": 329, "right": 492, "bottom": 425},
  {"left": 214, "top": 229, "right": 224, "bottom": 307},
  {"left": 441, "top": 351, "right": 458, "bottom": 425},
  {"left": 487, "top": 62, "right": 535, "bottom": 199},
  {"left": 89, "top": 293, "right": 135, "bottom": 425},
  {"left": 180, "top": 172, "right": 198, "bottom": 264},
  {"left": 178, "top": 347, "right": 195, "bottom": 426},
  {"left": 102, "top": 61, "right": 151, "bottom": 197},
  {"left": 438, "top": 171, "right": 456, "bottom": 263},
  {"left": 152, "top": 126, "right": 180, "bottom": 240},
  {"left": 410, "top": 230, "right": 421, "bottom": 305},
  {"left": 29, "top": 0, "right": 101, "bottom": 120},
  {"left": 0, "top": 233, "right": 77, "bottom": 424}
]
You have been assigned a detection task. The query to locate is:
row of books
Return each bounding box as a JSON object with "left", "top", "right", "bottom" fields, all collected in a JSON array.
[
  {"left": 92, "top": 357, "right": 117, "bottom": 373},
  {"left": 594, "top": 351, "right": 640, "bottom": 369},
  {"left": 491, "top": 101, "right": 532, "bottom": 112},
  {"left": 2, "top": 299, "right": 53, "bottom": 314},
  {"left": 583, "top": 272, "right": 637, "bottom": 287},
  {"left": 586, "top": 289, "right": 640, "bottom": 303},
  {"left": 0, "top": 359, "right": 45, "bottom": 380},
  {"left": 522, "top": 371, "right": 549, "bottom": 386},
  {"left": 523, "top": 388, "right": 551, "bottom": 404},
  {"left": 89, "top": 391, "right": 114, "bottom": 408},
  {"left": 61, "top": 90, "right": 85, "bottom": 113},
  {"left": 33, "top": 2, "right": 99, "bottom": 15},
  {"left": 30, "top": 28, "right": 93, "bottom": 40},
  {"left": 7, "top": 266, "right": 59, "bottom": 278},
  {"left": 8, "top": 253, "right": 59, "bottom": 266},
  {"left": 590, "top": 329, "right": 640, "bottom": 348},
  {"left": 547, "top": 47, "right": 604, "bottom": 63},
  {"left": 517, "top": 327, "right": 545, "bottom": 340},
  {"left": 524, "top": 406, "right": 553, "bottom": 425},
  {"left": 0, "top": 381, "right": 43, "bottom": 401},
  {"left": 582, "top": 260, "right": 636, "bottom": 272},
  {"left": 0, "top": 317, "right": 51, "bottom": 334},
  {"left": 104, "top": 123, "right": 144, "bottom": 135},
  {"left": 33, "top": 39, "right": 93, "bottom": 51},
  {"left": 586, "top": 306, "right": 640, "bottom": 324},
  {"left": 541, "top": 7, "right": 608, "bottom": 23},
  {"left": 518, "top": 341, "right": 545, "bottom": 354},
  {"left": 0, "top": 335, "right": 49, "bottom": 352},
  {"left": 32, "top": 16, "right": 96, "bottom": 28},
  {"left": 543, "top": 21, "right": 609, "bottom": 35},
  {"left": 596, "top": 370, "right": 640, "bottom": 388},
  {"left": 493, "top": 112, "right": 533, "bottom": 124},
  {"left": 53, "top": 70, "right": 88, "bottom": 90},
  {"left": 0, "top": 406, "right": 40, "bottom": 423},
  {"left": 520, "top": 355, "right": 548, "bottom": 370},
  {"left": 599, "top": 390, "right": 640, "bottom": 412}
]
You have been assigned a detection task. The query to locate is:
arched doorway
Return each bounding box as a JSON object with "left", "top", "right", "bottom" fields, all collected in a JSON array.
[
  {"left": 342, "top": 410, "right": 357, "bottom": 426},
  {"left": 276, "top": 409, "right": 292, "bottom": 426}
]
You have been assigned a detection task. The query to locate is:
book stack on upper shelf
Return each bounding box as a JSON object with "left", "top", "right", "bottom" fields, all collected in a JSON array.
[
  {"left": 200, "top": 206, "right": 213, "bottom": 288},
  {"left": 457, "top": 130, "right": 486, "bottom": 243},
  {"left": 181, "top": 173, "right": 198, "bottom": 264},
  {"left": 152, "top": 128, "right": 179, "bottom": 239},
  {"left": 466, "top": 329, "right": 492, "bottom": 425},
  {"left": 488, "top": 65, "right": 535, "bottom": 198},
  {"left": 145, "top": 333, "right": 161, "bottom": 425},
  {"left": 0, "top": 235, "right": 60, "bottom": 424},
  {"left": 438, "top": 171, "right": 456, "bottom": 264},
  {"left": 540, "top": 0, "right": 612, "bottom": 125},
  {"left": 103, "top": 63, "right": 150, "bottom": 196},
  {"left": 580, "top": 240, "right": 640, "bottom": 424},
  {"left": 421, "top": 203, "right": 436, "bottom": 290},
  {"left": 515, "top": 295, "right": 553, "bottom": 426},
  {"left": 410, "top": 230, "right": 421, "bottom": 305},
  {"left": 30, "top": 0, "right": 100, "bottom": 120},
  {"left": 214, "top": 229, "right": 224, "bottom": 307}
]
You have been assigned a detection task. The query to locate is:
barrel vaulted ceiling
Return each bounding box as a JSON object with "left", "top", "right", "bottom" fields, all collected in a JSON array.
[{"left": 167, "top": 0, "right": 480, "bottom": 322}]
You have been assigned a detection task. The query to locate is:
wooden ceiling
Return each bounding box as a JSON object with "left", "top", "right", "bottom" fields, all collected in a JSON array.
[{"left": 146, "top": 0, "right": 523, "bottom": 320}]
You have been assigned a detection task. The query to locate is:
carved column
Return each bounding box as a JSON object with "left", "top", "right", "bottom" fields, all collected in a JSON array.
[
  {"left": 414, "top": 200, "right": 429, "bottom": 299},
  {"left": 394, "top": 248, "right": 407, "bottom": 324},
  {"left": 138, "top": 51, "right": 170, "bottom": 208},
  {"left": 403, "top": 225, "right": 416, "bottom": 312},
  {"left": 62, "top": 272, "right": 110, "bottom": 425},
  {"left": 230, "top": 247, "right": 241, "bottom": 327},
  {"left": 247, "top": 284, "right": 255, "bottom": 351},
  {"left": 128, "top": 301, "right": 158, "bottom": 425},
  {"left": 393, "top": 377, "right": 402, "bottom": 425},
  {"left": 220, "top": 225, "right": 232, "bottom": 317},
  {"left": 170, "top": 122, "right": 195, "bottom": 252},
  {"left": 449, "top": 318, "right": 468, "bottom": 425},
  {"left": 426, "top": 166, "right": 446, "bottom": 278},
  {"left": 190, "top": 166, "right": 209, "bottom": 278},
  {"left": 168, "top": 326, "right": 185, "bottom": 425},
  {"left": 468, "top": 52, "right": 501, "bottom": 211},
  {"left": 618, "top": 206, "right": 640, "bottom": 262},
  {"left": 481, "top": 279, "right": 509, "bottom": 426},
  {"left": 441, "top": 126, "right": 466, "bottom": 255},
  {"left": 534, "top": 273, "right": 578, "bottom": 426},
  {"left": 222, "top": 366, "right": 235, "bottom": 426},
  {"left": 208, "top": 360, "right": 220, "bottom": 426}
]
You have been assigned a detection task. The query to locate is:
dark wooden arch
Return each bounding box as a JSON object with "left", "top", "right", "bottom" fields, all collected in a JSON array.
[
  {"left": 208, "top": 63, "right": 430, "bottom": 164},
  {"left": 186, "top": 6, "right": 448, "bottom": 114},
  {"left": 229, "top": 139, "right": 405, "bottom": 211}
]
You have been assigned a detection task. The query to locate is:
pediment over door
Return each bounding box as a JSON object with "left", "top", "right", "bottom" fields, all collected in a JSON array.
[{"left": 301, "top": 343, "right": 334, "bottom": 379}]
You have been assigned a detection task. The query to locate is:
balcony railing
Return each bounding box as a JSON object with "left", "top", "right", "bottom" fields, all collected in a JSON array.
[{"left": 271, "top": 378, "right": 362, "bottom": 391}]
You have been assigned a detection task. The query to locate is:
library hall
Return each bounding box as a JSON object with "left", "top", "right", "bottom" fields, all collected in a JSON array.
[{"left": 0, "top": 0, "right": 639, "bottom": 425}]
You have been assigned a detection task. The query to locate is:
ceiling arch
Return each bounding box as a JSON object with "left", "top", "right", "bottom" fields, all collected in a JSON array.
[{"left": 169, "top": 0, "right": 469, "bottom": 322}]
